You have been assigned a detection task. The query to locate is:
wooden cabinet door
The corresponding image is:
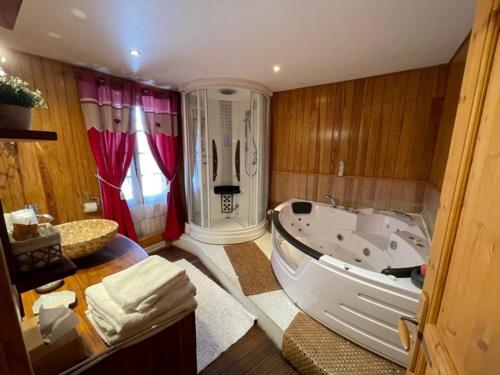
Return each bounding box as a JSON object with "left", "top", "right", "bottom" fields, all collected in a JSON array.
[{"left": 405, "top": 1, "right": 500, "bottom": 373}]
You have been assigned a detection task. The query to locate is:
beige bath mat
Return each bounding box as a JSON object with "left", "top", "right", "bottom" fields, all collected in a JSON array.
[
  {"left": 282, "top": 313, "right": 404, "bottom": 375},
  {"left": 224, "top": 241, "right": 281, "bottom": 295}
]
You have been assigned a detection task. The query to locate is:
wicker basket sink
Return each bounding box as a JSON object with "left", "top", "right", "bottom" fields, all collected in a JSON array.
[{"left": 55, "top": 219, "right": 118, "bottom": 259}]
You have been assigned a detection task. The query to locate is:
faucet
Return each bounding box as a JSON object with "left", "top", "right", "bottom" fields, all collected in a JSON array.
[{"left": 325, "top": 194, "right": 338, "bottom": 208}]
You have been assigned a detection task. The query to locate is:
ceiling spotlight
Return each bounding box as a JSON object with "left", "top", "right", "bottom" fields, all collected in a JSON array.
[
  {"left": 48, "top": 32, "right": 63, "bottom": 39},
  {"left": 273, "top": 65, "right": 281, "bottom": 73},
  {"left": 71, "top": 8, "right": 88, "bottom": 20},
  {"left": 129, "top": 49, "right": 141, "bottom": 57},
  {"left": 0, "top": 67, "right": 6, "bottom": 77},
  {"left": 0, "top": 56, "right": 6, "bottom": 63}
]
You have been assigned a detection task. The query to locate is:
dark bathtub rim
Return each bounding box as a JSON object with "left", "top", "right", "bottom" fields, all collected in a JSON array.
[{"left": 272, "top": 210, "right": 322, "bottom": 260}]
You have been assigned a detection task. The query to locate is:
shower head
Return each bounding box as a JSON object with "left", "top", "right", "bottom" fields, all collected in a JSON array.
[{"left": 218, "top": 88, "right": 238, "bottom": 96}]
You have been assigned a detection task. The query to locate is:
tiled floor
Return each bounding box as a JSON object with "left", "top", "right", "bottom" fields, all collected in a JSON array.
[{"left": 156, "top": 246, "right": 298, "bottom": 374}]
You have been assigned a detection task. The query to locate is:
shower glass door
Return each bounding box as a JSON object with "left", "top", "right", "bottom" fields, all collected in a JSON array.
[
  {"left": 250, "top": 91, "right": 270, "bottom": 225},
  {"left": 184, "top": 89, "right": 208, "bottom": 227}
]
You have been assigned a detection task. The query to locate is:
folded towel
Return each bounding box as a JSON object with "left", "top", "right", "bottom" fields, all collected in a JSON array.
[
  {"left": 87, "top": 297, "right": 198, "bottom": 345},
  {"left": 102, "top": 255, "right": 186, "bottom": 312},
  {"left": 86, "top": 280, "right": 196, "bottom": 335}
]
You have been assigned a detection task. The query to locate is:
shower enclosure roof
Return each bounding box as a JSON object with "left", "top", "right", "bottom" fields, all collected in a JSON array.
[{"left": 180, "top": 78, "right": 273, "bottom": 97}]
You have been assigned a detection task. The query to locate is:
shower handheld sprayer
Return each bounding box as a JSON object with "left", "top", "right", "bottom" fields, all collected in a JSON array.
[{"left": 244, "top": 109, "right": 258, "bottom": 176}]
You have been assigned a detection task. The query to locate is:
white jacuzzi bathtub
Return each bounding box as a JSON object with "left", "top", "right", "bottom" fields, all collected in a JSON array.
[{"left": 270, "top": 199, "right": 429, "bottom": 366}]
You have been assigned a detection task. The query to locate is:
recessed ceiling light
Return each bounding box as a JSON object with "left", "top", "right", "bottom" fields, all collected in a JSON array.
[
  {"left": 129, "top": 49, "right": 141, "bottom": 57},
  {"left": 273, "top": 65, "right": 281, "bottom": 73},
  {"left": 0, "top": 56, "right": 6, "bottom": 63},
  {"left": 71, "top": 8, "right": 88, "bottom": 20},
  {"left": 48, "top": 32, "right": 62, "bottom": 39}
]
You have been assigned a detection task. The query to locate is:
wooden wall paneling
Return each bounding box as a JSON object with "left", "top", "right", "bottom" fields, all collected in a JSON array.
[
  {"left": 345, "top": 80, "right": 362, "bottom": 177},
  {"left": 270, "top": 65, "right": 448, "bottom": 210},
  {"left": 377, "top": 74, "right": 395, "bottom": 178},
  {"left": 409, "top": 68, "right": 434, "bottom": 179},
  {"left": 317, "top": 84, "right": 330, "bottom": 175},
  {"left": 382, "top": 72, "right": 407, "bottom": 178},
  {"left": 429, "top": 39, "right": 469, "bottom": 190},
  {"left": 363, "top": 76, "right": 384, "bottom": 177},
  {"left": 0, "top": 50, "right": 101, "bottom": 223}
]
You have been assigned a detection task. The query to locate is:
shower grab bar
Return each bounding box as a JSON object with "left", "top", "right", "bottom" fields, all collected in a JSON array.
[
  {"left": 212, "top": 139, "right": 218, "bottom": 182},
  {"left": 244, "top": 109, "right": 257, "bottom": 177},
  {"left": 235, "top": 140, "right": 240, "bottom": 182}
]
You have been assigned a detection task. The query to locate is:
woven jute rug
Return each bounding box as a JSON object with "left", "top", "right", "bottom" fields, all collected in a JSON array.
[
  {"left": 282, "top": 313, "right": 405, "bottom": 375},
  {"left": 224, "top": 241, "right": 281, "bottom": 295}
]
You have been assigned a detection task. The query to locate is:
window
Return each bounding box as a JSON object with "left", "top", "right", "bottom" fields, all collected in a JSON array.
[
  {"left": 122, "top": 107, "right": 168, "bottom": 203},
  {"left": 122, "top": 107, "right": 168, "bottom": 237}
]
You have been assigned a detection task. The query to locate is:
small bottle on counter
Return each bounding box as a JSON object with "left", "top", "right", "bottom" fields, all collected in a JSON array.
[{"left": 338, "top": 160, "right": 345, "bottom": 177}]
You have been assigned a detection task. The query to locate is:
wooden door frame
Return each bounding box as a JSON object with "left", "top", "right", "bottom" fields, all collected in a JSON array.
[{"left": 409, "top": 0, "right": 500, "bottom": 373}]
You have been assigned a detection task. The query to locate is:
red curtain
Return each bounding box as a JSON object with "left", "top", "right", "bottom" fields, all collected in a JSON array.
[
  {"left": 77, "top": 70, "right": 138, "bottom": 241},
  {"left": 140, "top": 88, "right": 185, "bottom": 240}
]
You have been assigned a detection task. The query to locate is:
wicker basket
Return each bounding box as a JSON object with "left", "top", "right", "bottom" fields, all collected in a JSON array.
[
  {"left": 55, "top": 219, "right": 118, "bottom": 259},
  {"left": 9, "top": 223, "right": 63, "bottom": 273}
]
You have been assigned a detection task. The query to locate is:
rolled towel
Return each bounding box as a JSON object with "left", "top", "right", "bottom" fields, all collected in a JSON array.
[
  {"left": 86, "top": 280, "right": 196, "bottom": 335},
  {"left": 102, "top": 255, "right": 186, "bottom": 312},
  {"left": 87, "top": 297, "right": 197, "bottom": 345}
]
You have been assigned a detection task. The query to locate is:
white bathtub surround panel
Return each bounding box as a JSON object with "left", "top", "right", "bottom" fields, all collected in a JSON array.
[
  {"left": 174, "top": 259, "right": 255, "bottom": 372},
  {"left": 272, "top": 199, "right": 429, "bottom": 366},
  {"left": 272, "top": 252, "right": 415, "bottom": 365},
  {"left": 249, "top": 290, "right": 299, "bottom": 331}
]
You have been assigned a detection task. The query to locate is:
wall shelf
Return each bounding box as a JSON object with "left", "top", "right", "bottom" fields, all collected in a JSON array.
[{"left": 0, "top": 128, "right": 58, "bottom": 142}]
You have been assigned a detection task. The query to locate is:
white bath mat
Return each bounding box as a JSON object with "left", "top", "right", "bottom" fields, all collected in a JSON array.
[{"left": 174, "top": 259, "right": 256, "bottom": 373}]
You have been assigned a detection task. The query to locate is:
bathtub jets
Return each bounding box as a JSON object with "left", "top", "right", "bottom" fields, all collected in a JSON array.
[{"left": 270, "top": 199, "right": 429, "bottom": 366}]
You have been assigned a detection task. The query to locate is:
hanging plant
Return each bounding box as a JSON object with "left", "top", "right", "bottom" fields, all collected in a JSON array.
[{"left": 0, "top": 76, "right": 47, "bottom": 108}]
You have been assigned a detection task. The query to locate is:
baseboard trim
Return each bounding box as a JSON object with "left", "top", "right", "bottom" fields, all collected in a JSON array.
[{"left": 144, "top": 240, "right": 167, "bottom": 254}]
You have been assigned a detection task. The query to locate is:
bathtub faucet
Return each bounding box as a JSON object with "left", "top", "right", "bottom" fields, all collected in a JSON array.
[{"left": 324, "top": 194, "right": 339, "bottom": 208}]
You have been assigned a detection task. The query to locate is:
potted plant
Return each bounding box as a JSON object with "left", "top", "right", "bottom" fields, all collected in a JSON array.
[{"left": 0, "top": 76, "right": 46, "bottom": 130}]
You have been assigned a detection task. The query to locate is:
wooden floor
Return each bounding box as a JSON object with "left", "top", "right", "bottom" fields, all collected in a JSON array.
[{"left": 156, "top": 246, "right": 298, "bottom": 375}]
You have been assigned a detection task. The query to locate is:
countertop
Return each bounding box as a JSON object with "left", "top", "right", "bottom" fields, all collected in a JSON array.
[{"left": 21, "top": 234, "right": 148, "bottom": 356}]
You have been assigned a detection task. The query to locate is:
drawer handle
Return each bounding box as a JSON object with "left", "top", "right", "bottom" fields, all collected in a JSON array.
[{"left": 398, "top": 316, "right": 419, "bottom": 351}]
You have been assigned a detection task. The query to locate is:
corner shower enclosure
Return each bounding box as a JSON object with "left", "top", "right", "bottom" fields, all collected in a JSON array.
[{"left": 181, "top": 79, "right": 272, "bottom": 244}]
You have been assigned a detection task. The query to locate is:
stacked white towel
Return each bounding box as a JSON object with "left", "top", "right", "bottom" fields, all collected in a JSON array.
[{"left": 85, "top": 255, "right": 197, "bottom": 345}]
